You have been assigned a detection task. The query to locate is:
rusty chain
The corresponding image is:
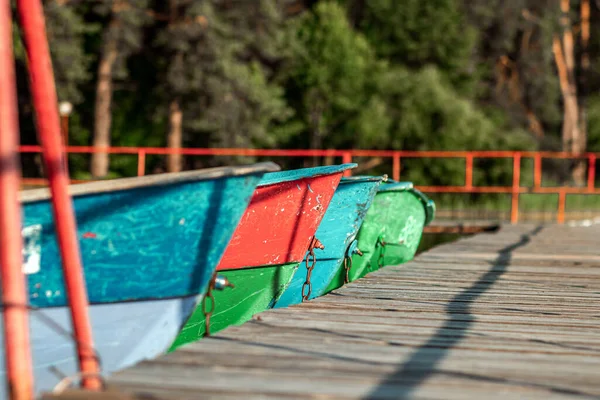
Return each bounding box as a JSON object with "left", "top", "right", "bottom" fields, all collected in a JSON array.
[
  {"left": 302, "top": 248, "right": 316, "bottom": 301},
  {"left": 302, "top": 237, "right": 324, "bottom": 302}
]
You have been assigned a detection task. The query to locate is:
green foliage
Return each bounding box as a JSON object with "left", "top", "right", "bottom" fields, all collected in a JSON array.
[
  {"left": 355, "top": 0, "right": 477, "bottom": 90},
  {"left": 382, "top": 66, "right": 532, "bottom": 151},
  {"left": 283, "top": 1, "right": 387, "bottom": 149},
  {"left": 44, "top": 1, "right": 95, "bottom": 103},
  {"left": 153, "top": 0, "right": 291, "bottom": 165},
  {"left": 587, "top": 94, "right": 600, "bottom": 152},
  {"left": 17, "top": 0, "right": 599, "bottom": 197},
  {"left": 461, "top": 0, "right": 562, "bottom": 136}
]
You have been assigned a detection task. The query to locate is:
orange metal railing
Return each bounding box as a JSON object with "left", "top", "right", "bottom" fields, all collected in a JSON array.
[{"left": 19, "top": 145, "right": 600, "bottom": 224}]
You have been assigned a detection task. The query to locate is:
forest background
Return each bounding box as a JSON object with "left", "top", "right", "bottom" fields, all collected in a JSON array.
[{"left": 14, "top": 0, "right": 600, "bottom": 216}]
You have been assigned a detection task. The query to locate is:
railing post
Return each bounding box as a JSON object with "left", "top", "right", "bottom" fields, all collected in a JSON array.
[
  {"left": 0, "top": 0, "right": 34, "bottom": 396},
  {"left": 557, "top": 190, "right": 566, "bottom": 224},
  {"left": 587, "top": 154, "right": 596, "bottom": 191},
  {"left": 510, "top": 154, "right": 521, "bottom": 224},
  {"left": 392, "top": 152, "right": 401, "bottom": 181},
  {"left": 17, "top": 0, "right": 101, "bottom": 390},
  {"left": 137, "top": 150, "right": 146, "bottom": 177},
  {"left": 465, "top": 154, "right": 473, "bottom": 190},
  {"left": 534, "top": 154, "right": 542, "bottom": 188},
  {"left": 342, "top": 151, "right": 352, "bottom": 177}
]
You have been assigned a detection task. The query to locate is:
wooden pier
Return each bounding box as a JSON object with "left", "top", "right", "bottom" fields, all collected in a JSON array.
[{"left": 43, "top": 224, "right": 600, "bottom": 399}]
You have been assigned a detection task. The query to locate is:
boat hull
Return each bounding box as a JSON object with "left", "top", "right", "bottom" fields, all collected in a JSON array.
[
  {"left": 326, "top": 183, "right": 434, "bottom": 291},
  {"left": 274, "top": 177, "right": 382, "bottom": 308},
  {"left": 171, "top": 263, "right": 298, "bottom": 350},
  {"left": 0, "top": 296, "right": 198, "bottom": 399},
  {"left": 9, "top": 164, "right": 278, "bottom": 398},
  {"left": 22, "top": 166, "right": 274, "bottom": 307}
]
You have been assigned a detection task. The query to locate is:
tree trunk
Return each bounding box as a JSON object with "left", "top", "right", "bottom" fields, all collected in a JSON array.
[
  {"left": 574, "top": 0, "right": 591, "bottom": 185},
  {"left": 552, "top": 36, "right": 578, "bottom": 152},
  {"left": 554, "top": 0, "right": 585, "bottom": 185},
  {"left": 167, "top": 98, "right": 183, "bottom": 173},
  {"left": 165, "top": 0, "right": 184, "bottom": 173},
  {"left": 91, "top": 37, "right": 117, "bottom": 178}
]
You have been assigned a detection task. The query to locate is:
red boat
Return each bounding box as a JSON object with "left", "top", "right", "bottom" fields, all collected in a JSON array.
[{"left": 216, "top": 164, "right": 357, "bottom": 271}]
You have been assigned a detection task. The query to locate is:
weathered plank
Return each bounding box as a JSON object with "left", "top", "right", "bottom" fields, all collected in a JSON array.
[{"left": 43, "top": 224, "right": 600, "bottom": 399}]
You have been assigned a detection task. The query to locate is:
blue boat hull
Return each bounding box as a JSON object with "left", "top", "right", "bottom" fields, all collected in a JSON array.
[
  {"left": 20, "top": 165, "right": 277, "bottom": 307},
  {"left": 0, "top": 296, "right": 198, "bottom": 398},
  {"left": 3, "top": 163, "right": 279, "bottom": 399},
  {"left": 274, "top": 176, "right": 382, "bottom": 308}
]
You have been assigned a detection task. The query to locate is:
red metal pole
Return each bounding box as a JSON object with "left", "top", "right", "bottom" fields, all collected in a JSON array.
[
  {"left": 510, "top": 154, "right": 521, "bottom": 224},
  {"left": 587, "top": 154, "right": 596, "bottom": 191},
  {"left": 557, "top": 190, "right": 567, "bottom": 224},
  {"left": 534, "top": 154, "right": 542, "bottom": 188},
  {"left": 16, "top": 0, "right": 101, "bottom": 390},
  {"left": 342, "top": 152, "right": 352, "bottom": 177},
  {"left": 0, "top": 1, "right": 34, "bottom": 397},
  {"left": 465, "top": 154, "right": 474, "bottom": 190},
  {"left": 392, "top": 152, "right": 401, "bottom": 181},
  {"left": 137, "top": 150, "right": 146, "bottom": 177}
]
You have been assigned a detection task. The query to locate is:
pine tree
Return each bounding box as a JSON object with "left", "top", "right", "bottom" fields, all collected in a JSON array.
[
  {"left": 349, "top": 0, "right": 476, "bottom": 90},
  {"left": 154, "top": 0, "right": 291, "bottom": 169}
]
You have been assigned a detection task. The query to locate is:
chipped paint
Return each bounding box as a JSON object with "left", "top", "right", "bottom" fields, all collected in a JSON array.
[{"left": 22, "top": 224, "right": 41, "bottom": 275}]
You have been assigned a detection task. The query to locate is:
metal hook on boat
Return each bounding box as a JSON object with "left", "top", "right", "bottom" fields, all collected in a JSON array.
[
  {"left": 345, "top": 240, "right": 362, "bottom": 258},
  {"left": 344, "top": 240, "right": 363, "bottom": 284},
  {"left": 310, "top": 237, "right": 325, "bottom": 251},
  {"left": 213, "top": 275, "right": 235, "bottom": 290}
]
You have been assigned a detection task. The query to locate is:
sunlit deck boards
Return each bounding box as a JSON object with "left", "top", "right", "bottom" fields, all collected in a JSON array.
[{"left": 43, "top": 224, "right": 600, "bottom": 399}]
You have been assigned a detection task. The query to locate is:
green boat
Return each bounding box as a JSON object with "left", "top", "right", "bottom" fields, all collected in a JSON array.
[{"left": 325, "top": 180, "right": 435, "bottom": 292}]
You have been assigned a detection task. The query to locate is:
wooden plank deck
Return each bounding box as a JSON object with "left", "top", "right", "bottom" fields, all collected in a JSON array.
[{"left": 43, "top": 224, "right": 600, "bottom": 399}]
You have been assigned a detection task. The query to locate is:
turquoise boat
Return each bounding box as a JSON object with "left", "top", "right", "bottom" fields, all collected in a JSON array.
[
  {"left": 1, "top": 162, "right": 278, "bottom": 399},
  {"left": 273, "top": 175, "right": 384, "bottom": 308}
]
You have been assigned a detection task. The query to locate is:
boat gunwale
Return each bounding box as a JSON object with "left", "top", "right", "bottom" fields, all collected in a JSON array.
[
  {"left": 340, "top": 175, "right": 385, "bottom": 184},
  {"left": 377, "top": 181, "right": 414, "bottom": 192},
  {"left": 217, "top": 260, "right": 301, "bottom": 273},
  {"left": 257, "top": 163, "right": 357, "bottom": 188},
  {"left": 20, "top": 162, "right": 281, "bottom": 203}
]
